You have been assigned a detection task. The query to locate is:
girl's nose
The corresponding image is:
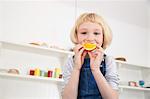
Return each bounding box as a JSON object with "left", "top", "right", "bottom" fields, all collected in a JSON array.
[{"left": 87, "top": 33, "right": 94, "bottom": 40}]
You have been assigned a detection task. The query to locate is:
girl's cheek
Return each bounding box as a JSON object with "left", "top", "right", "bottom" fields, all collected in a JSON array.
[
  {"left": 76, "top": 39, "right": 82, "bottom": 44},
  {"left": 80, "top": 40, "right": 86, "bottom": 44},
  {"left": 96, "top": 43, "right": 103, "bottom": 47},
  {"left": 77, "top": 38, "right": 85, "bottom": 43}
]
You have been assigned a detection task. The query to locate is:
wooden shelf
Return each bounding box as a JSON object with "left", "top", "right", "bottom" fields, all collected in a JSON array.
[
  {"left": 119, "top": 85, "right": 150, "bottom": 91},
  {"left": 0, "top": 72, "right": 64, "bottom": 84},
  {"left": 0, "top": 41, "right": 74, "bottom": 58}
]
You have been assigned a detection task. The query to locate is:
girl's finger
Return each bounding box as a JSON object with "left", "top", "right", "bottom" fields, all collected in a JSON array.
[
  {"left": 81, "top": 51, "right": 87, "bottom": 63},
  {"left": 88, "top": 51, "right": 96, "bottom": 58},
  {"left": 90, "top": 49, "right": 103, "bottom": 59},
  {"left": 91, "top": 49, "right": 100, "bottom": 55},
  {"left": 82, "top": 50, "right": 87, "bottom": 57},
  {"left": 73, "top": 44, "right": 83, "bottom": 53},
  {"left": 78, "top": 47, "right": 85, "bottom": 55},
  {"left": 96, "top": 46, "right": 104, "bottom": 53}
]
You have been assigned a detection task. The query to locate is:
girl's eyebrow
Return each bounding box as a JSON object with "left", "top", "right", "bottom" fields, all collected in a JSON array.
[
  {"left": 94, "top": 29, "right": 102, "bottom": 32},
  {"left": 78, "top": 28, "right": 102, "bottom": 32},
  {"left": 94, "top": 28, "right": 101, "bottom": 30}
]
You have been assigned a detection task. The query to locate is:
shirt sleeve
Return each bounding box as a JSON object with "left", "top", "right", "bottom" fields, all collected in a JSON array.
[
  {"left": 105, "top": 56, "right": 119, "bottom": 90},
  {"left": 61, "top": 56, "right": 74, "bottom": 94}
]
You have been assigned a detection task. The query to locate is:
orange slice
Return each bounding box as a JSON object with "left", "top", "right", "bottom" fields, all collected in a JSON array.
[{"left": 83, "top": 43, "right": 96, "bottom": 51}]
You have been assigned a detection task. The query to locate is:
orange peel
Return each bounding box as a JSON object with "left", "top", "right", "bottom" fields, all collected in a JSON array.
[{"left": 83, "top": 43, "right": 96, "bottom": 51}]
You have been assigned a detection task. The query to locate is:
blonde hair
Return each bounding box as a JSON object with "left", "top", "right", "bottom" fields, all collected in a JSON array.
[{"left": 70, "top": 13, "right": 112, "bottom": 49}]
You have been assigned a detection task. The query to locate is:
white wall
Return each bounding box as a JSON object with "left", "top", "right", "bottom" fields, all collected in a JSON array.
[
  {"left": 1, "top": 1, "right": 75, "bottom": 49},
  {"left": 1, "top": 1, "right": 149, "bottom": 66},
  {"left": 76, "top": 1, "right": 149, "bottom": 66},
  {"left": 0, "top": 2, "right": 2, "bottom": 39},
  {"left": 1, "top": 2, "right": 75, "bottom": 98},
  {"left": 148, "top": 2, "right": 150, "bottom": 65}
]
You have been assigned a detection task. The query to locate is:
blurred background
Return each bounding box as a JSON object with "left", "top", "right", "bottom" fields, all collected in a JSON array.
[{"left": 0, "top": 0, "right": 150, "bottom": 99}]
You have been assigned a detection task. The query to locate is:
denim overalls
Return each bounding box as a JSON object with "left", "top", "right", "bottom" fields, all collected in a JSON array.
[{"left": 77, "top": 56, "right": 106, "bottom": 99}]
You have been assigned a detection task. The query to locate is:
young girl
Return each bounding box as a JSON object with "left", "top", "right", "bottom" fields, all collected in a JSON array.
[{"left": 62, "top": 13, "right": 119, "bottom": 99}]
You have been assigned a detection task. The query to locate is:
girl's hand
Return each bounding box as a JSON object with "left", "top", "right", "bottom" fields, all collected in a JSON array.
[
  {"left": 73, "top": 44, "right": 87, "bottom": 70},
  {"left": 88, "top": 46, "right": 104, "bottom": 71}
]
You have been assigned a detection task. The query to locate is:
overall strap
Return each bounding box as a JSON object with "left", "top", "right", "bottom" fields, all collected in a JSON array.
[{"left": 101, "top": 54, "right": 106, "bottom": 76}]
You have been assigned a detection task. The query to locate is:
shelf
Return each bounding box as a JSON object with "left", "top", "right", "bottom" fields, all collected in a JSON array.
[
  {"left": 0, "top": 72, "right": 64, "bottom": 84},
  {"left": 115, "top": 60, "right": 150, "bottom": 69},
  {"left": 0, "top": 41, "right": 74, "bottom": 58},
  {"left": 119, "top": 85, "right": 150, "bottom": 91}
]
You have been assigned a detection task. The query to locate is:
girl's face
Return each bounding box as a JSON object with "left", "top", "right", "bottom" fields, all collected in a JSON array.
[{"left": 77, "top": 22, "right": 103, "bottom": 47}]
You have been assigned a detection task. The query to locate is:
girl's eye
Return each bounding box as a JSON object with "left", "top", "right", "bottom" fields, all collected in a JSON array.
[
  {"left": 80, "top": 32, "right": 87, "bottom": 34},
  {"left": 94, "top": 32, "right": 101, "bottom": 35}
]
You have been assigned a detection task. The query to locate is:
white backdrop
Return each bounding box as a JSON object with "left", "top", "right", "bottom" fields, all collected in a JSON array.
[
  {"left": 0, "top": 0, "right": 150, "bottom": 99},
  {"left": 1, "top": 0, "right": 149, "bottom": 66}
]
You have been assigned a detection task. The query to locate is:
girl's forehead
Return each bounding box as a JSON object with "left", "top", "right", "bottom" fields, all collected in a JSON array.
[{"left": 78, "top": 22, "right": 102, "bottom": 30}]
